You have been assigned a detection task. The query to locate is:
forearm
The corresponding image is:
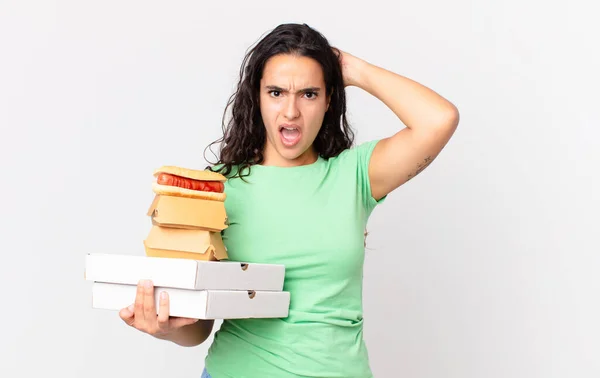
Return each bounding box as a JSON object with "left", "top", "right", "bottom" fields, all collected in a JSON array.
[
  {"left": 353, "top": 61, "right": 459, "bottom": 132},
  {"left": 159, "top": 319, "right": 214, "bottom": 347}
]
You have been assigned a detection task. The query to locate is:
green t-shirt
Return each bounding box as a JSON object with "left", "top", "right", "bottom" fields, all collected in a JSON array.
[{"left": 205, "top": 139, "right": 386, "bottom": 378}]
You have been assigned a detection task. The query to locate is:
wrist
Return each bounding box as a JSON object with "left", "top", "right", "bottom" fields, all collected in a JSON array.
[
  {"left": 153, "top": 330, "right": 173, "bottom": 342},
  {"left": 352, "top": 60, "right": 375, "bottom": 90},
  {"left": 152, "top": 325, "right": 185, "bottom": 343},
  {"left": 157, "top": 321, "right": 210, "bottom": 347}
]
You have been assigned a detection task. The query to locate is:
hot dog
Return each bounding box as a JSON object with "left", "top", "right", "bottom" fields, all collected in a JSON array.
[
  {"left": 156, "top": 173, "right": 224, "bottom": 193},
  {"left": 152, "top": 166, "right": 227, "bottom": 201}
]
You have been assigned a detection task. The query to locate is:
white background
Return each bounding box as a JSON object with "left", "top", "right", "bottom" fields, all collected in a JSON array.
[{"left": 1, "top": 1, "right": 598, "bottom": 377}]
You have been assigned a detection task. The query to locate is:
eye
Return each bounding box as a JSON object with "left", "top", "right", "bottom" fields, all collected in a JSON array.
[
  {"left": 269, "top": 90, "right": 281, "bottom": 97},
  {"left": 304, "top": 91, "right": 318, "bottom": 99}
]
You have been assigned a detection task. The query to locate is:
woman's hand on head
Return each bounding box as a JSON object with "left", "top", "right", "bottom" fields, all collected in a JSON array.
[
  {"left": 118, "top": 280, "right": 199, "bottom": 340},
  {"left": 332, "top": 48, "right": 368, "bottom": 88}
]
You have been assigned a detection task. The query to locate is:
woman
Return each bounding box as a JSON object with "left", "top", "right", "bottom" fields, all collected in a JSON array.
[{"left": 119, "top": 23, "right": 459, "bottom": 377}]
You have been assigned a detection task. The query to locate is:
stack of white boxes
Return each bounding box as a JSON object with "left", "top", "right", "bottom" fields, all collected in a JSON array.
[{"left": 85, "top": 253, "right": 290, "bottom": 319}]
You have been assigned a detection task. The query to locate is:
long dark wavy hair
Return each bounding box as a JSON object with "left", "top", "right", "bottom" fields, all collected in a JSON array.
[{"left": 204, "top": 23, "right": 355, "bottom": 179}]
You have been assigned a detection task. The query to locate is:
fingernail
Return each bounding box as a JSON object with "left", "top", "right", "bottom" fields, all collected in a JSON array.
[
  {"left": 144, "top": 280, "right": 152, "bottom": 288},
  {"left": 128, "top": 304, "right": 134, "bottom": 312},
  {"left": 160, "top": 291, "right": 167, "bottom": 300}
]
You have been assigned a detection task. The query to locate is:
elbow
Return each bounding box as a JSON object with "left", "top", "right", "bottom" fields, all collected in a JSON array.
[
  {"left": 443, "top": 104, "right": 460, "bottom": 129},
  {"left": 431, "top": 104, "right": 459, "bottom": 133},
  {"left": 423, "top": 105, "right": 458, "bottom": 139}
]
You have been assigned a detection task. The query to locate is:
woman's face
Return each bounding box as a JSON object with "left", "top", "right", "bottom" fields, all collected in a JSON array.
[{"left": 259, "top": 53, "right": 330, "bottom": 167}]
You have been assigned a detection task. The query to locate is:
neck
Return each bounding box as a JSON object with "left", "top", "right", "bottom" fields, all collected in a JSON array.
[{"left": 261, "top": 145, "right": 318, "bottom": 167}]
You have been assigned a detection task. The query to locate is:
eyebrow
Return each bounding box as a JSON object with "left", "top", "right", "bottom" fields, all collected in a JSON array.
[{"left": 265, "top": 85, "right": 322, "bottom": 93}]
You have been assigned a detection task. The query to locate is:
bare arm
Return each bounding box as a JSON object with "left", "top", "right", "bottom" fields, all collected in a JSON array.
[{"left": 338, "top": 50, "right": 460, "bottom": 200}]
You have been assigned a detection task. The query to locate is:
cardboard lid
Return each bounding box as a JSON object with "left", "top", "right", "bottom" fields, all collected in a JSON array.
[
  {"left": 208, "top": 230, "right": 228, "bottom": 260},
  {"left": 144, "top": 225, "right": 227, "bottom": 259},
  {"left": 147, "top": 194, "right": 228, "bottom": 231}
]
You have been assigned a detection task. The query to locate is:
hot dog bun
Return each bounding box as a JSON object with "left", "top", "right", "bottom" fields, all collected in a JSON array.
[
  {"left": 153, "top": 166, "right": 226, "bottom": 182},
  {"left": 152, "top": 166, "right": 227, "bottom": 201},
  {"left": 152, "top": 183, "right": 227, "bottom": 201}
]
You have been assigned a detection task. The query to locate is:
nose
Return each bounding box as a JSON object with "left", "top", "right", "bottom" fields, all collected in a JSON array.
[{"left": 284, "top": 96, "right": 300, "bottom": 120}]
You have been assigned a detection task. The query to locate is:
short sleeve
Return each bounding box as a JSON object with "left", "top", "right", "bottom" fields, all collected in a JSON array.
[{"left": 355, "top": 139, "right": 387, "bottom": 214}]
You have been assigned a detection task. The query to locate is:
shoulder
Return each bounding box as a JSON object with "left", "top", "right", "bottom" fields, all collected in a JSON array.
[
  {"left": 327, "top": 139, "right": 381, "bottom": 169},
  {"left": 327, "top": 139, "right": 386, "bottom": 210}
]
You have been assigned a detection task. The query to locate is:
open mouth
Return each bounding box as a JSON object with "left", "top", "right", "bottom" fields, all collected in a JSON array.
[{"left": 279, "top": 126, "right": 301, "bottom": 147}]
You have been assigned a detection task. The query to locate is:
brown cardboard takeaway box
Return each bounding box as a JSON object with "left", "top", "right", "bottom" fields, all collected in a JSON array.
[
  {"left": 143, "top": 194, "right": 229, "bottom": 261},
  {"left": 147, "top": 194, "right": 228, "bottom": 232},
  {"left": 143, "top": 224, "right": 228, "bottom": 261}
]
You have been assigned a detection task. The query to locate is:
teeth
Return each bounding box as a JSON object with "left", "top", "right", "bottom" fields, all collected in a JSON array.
[{"left": 283, "top": 127, "right": 297, "bottom": 131}]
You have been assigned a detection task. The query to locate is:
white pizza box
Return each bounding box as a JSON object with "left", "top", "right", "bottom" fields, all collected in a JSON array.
[
  {"left": 91, "top": 282, "right": 291, "bottom": 319},
  {"left": 84, "top": 253, "right": 285, "bottom": 291}
]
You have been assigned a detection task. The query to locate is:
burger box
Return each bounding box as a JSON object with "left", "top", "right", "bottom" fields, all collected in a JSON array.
[
  {"left": 84, "top": 253, "right": 286, "bottom": 291},
  {"left": 91, "top": 282, "right": 291, "bottom": 319},
  {"left": 147, "top": 194, "right": 228, "bottom": 232},
  {"left": 143, "top": 225, "right": 228, "bottom": 261}
]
